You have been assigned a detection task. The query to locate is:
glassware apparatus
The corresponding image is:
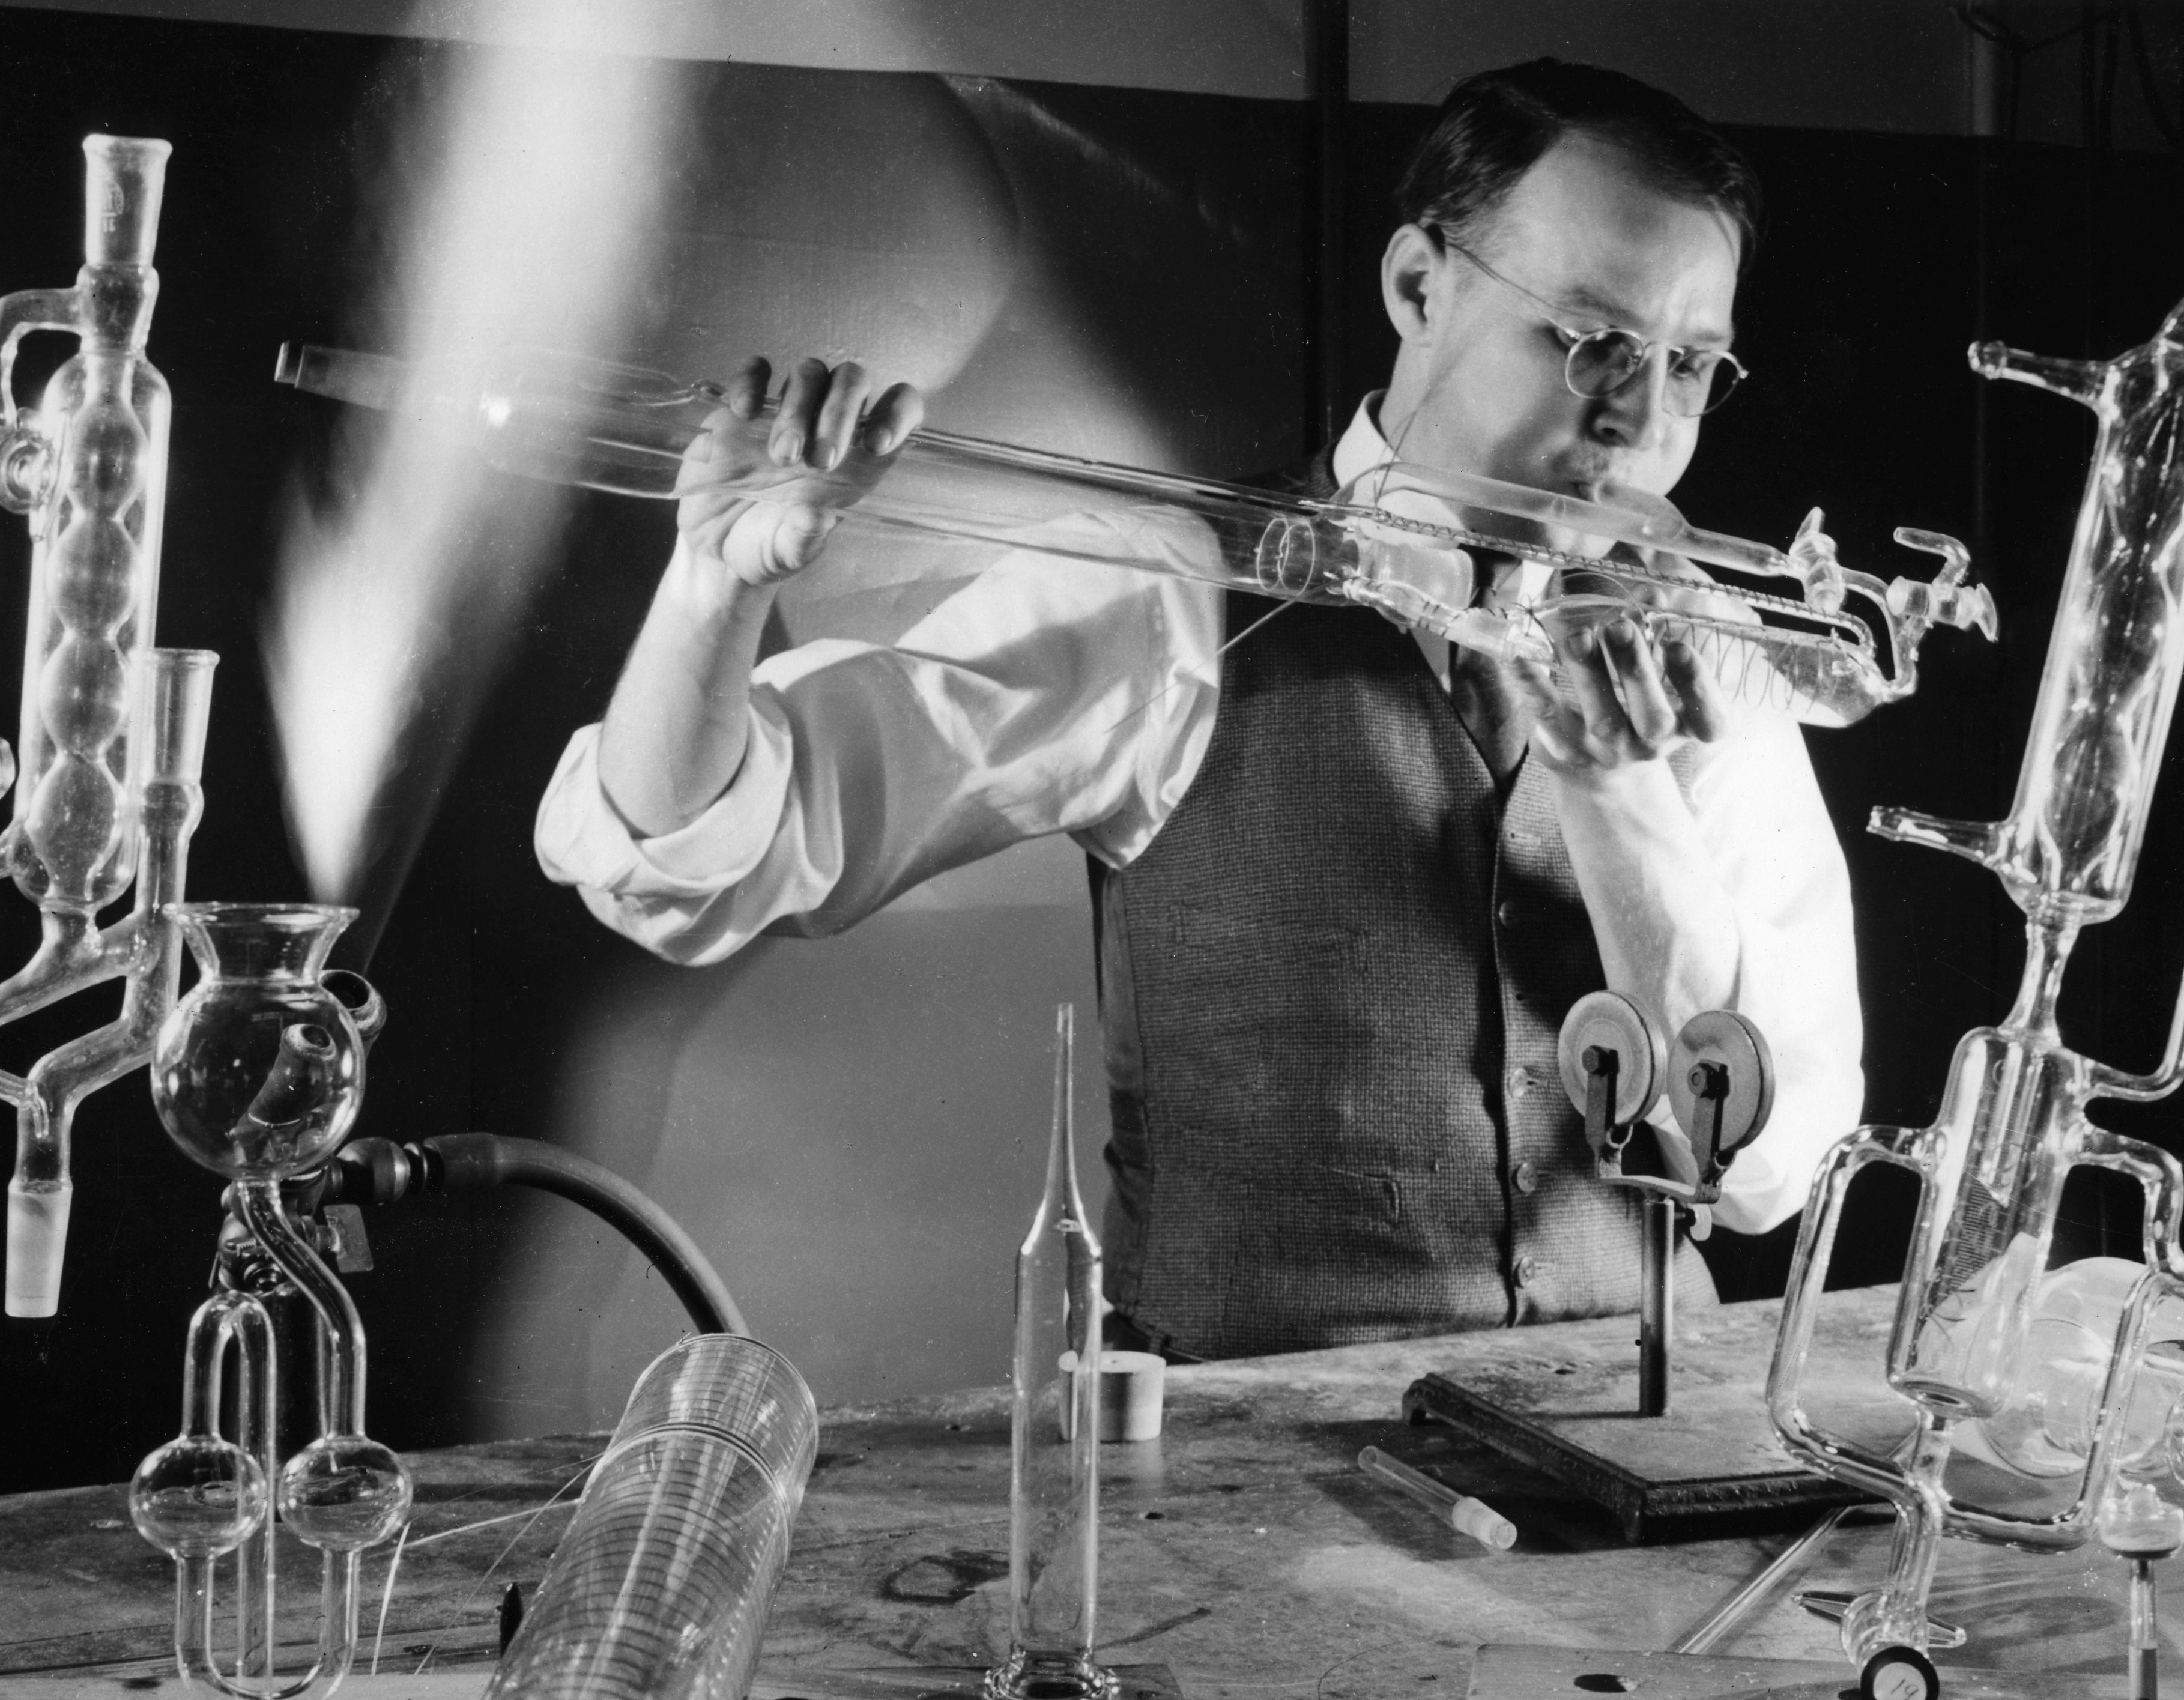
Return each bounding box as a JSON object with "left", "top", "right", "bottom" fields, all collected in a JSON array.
[
  {"left": 987, "top": 1005, "right": 1115, "bottom": 1700},
  {"left": 0, "top": 135, "right": 171, "bottom": 913},
  {"left": 273, "top": 342, "right": 1996, "bottom": 731},
  {"left": 485, "top": 1334, "right": 818, "bottom": 1700},
  {"left": 131, "top": 903, "right": 413, "bottom": 1700},
  {"left": 1767, "top": 296, "right": 2184, "bottom": 1689},
  {"left": 0, "top": 138, "right": 216, "bottom": 1320}
]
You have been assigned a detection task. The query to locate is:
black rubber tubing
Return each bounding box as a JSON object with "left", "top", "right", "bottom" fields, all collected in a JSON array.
[{"left": 417, "top": 1133, "right": 746, "bottom": 1337}]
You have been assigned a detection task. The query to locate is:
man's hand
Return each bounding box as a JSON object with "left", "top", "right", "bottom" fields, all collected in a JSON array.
[
  {"left": 1513, "top": 613, "right": 1731, "bottom": 778},
  {"left": 676, "top": 355, "right": 924, "bottom": 589},
  {"left": 598, "top": 355, "right": 921, "bottom": 838}
]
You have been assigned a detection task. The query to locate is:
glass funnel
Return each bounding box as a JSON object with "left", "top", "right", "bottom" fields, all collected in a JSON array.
[
  {"left": 150, "top": 903, "right": 365, "bottom": 1178},
  {"left": 273, "top": 342, "right": 1995, "bottom": 729}
]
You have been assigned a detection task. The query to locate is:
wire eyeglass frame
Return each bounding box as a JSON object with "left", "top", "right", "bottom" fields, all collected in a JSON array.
[{"left": 1433, "top": 229, "right": 1749, "bottom": 418}]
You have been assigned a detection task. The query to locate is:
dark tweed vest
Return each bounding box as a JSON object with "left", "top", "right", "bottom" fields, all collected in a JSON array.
[{"left": 1091, "top": 458, "right": 1711, "bottom": 1360}]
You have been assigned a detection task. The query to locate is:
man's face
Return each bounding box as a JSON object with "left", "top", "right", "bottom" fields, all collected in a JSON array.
[{"left": 1382, "top": 132, "right": 1741, "bottom": 539}]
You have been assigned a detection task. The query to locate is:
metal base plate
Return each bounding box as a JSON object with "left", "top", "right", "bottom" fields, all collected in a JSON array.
[{"left": 1403, "top": 1290, "right": 1910, "bottom": 1543}]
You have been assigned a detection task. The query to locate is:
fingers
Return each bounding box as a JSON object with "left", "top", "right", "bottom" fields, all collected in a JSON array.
[
  {"left": 1556, "top": 621, "right": 1652, "bottom": 759},
  {"left": 676, "top": 354, "right": 921, "bottom": 591},
  {"left": 861, "top": 381, "right": 924, "bottom": 457},
  {"left": 724, "top": 355, "right": 771, "bottom": 420},
  {"left": 811, "top": 361, "right": 874, "bottom": 471},
  {"left": 767, "top": 358, "right": 922, "bottom": 470},
  {"left": 1790, "top": 505, "right": 1846, "bottom": 616},
  {"left": 772, "top": 357, "right": 832, "bottom": 466},
  {"left": 1508, "top": 657, "right": 1582, "bottom": 767},
  {"left": 1599, "top": 618, "right": 1678, "bottom": 750},
  {"left": 1529, "top": 612, "right": 1732, "bottom": 775},
  {"left": 1662, "top": 635, "right": 1730, "bottom": 743}
]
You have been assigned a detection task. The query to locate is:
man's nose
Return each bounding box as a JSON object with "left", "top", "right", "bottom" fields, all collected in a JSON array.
[{"left": 1586, "top": 349, "right": 1672, "bottom": 450}]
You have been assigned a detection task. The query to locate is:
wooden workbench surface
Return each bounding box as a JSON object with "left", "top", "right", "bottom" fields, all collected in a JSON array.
[{"left": 0, "top": 1287, "right": 2160, "bottom": 1698}]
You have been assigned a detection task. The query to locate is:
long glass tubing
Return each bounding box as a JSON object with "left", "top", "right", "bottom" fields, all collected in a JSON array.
[{"left": 274, "top": 342, "right": 1971, "bottom": 730}]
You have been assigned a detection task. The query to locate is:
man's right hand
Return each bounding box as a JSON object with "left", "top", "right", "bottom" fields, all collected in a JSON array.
[
  {"left": 599, "top": 356, "right": 921, "bottom": 837},
  {"left": 676, "top": 355, "right": 925, "bottom": 588}
]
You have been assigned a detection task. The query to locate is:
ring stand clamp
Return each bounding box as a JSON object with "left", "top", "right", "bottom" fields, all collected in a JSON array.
[{"left": 1556, "top": 993, "right": 1774, "bottom": 1416}]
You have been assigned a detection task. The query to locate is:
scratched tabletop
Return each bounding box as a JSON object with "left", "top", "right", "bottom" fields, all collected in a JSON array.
[{"left": 0, "top": 1286, "right": 2163, "bottom": 1698}]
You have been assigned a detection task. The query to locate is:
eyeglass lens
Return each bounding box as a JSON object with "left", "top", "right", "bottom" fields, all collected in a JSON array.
[{"left": 1567, "top": 330, "right": 1741, "bottom": 417}]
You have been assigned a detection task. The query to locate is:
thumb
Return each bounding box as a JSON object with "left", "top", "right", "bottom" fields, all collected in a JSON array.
[{"left": 727, "top": 503, "right": 842, "bottom": 586}]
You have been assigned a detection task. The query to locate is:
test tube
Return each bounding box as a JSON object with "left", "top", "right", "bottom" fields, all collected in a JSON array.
[{"left": 1357, "top": 1446, "right": 1517, "bottom": 1551}]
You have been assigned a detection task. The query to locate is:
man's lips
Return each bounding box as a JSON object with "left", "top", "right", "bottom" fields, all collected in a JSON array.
[{"left": 1554, "top": 462, "right": 1621, "bottom": 503}]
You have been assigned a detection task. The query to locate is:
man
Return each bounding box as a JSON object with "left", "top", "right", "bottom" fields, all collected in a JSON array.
[{"left": 535, "top": 61, "right": 1863, "bottom": 1360}]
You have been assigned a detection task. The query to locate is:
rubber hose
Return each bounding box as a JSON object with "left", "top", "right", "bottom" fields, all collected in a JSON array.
[{"left": 422, "top": 1133, "right": 746, "bottom": 1336}]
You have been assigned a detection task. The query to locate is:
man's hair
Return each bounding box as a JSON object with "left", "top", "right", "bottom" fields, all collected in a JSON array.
[{"left": 1394, "top": 59, "right": 1763, "bottom": 271}]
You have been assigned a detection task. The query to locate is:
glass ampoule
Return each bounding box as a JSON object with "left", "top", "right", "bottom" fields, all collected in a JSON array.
[{"left": 987, "top": 1005, "right": 1116, "bottom": 1700}]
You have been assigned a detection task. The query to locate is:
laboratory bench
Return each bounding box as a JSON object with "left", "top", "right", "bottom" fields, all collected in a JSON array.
[{"left": 0, "top": 1287, "right": 2150, "bottom": 1698}]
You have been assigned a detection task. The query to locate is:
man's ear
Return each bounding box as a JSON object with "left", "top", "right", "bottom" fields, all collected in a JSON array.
[{"left": 1382, "top": 223, "right": 1444, "bottom": 345}]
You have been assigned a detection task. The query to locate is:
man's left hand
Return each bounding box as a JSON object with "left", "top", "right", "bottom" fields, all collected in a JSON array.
[{"left": 1513, "top": 614, "right": 1731, "bottom": 777}]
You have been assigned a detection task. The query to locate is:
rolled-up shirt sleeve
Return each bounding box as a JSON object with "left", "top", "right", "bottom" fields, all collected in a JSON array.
[
  {"left": 1683, "top": 715, "right": 1864, "bottom": 1235},
  {"left": 534, "top": 550, "right": 1224, "bottom": 965},
  {"left": 1552, "top": 704, "right": 1863, "bottom": 1237}
]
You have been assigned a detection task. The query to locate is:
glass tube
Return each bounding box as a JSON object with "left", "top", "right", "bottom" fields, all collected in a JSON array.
[
  {"left": 273, "top": 342, "right": 1994, "bottom": 729},
  {"left": 485, "top": 1334, "right": 820, "bottom": 1700},
  {"left": 987, "top": 1006, "right": 1115, "bottom": 1700},
  {"left": 1, "top": 137, "right": 174, "bottom": 915},
  {"left": 5, "top": 646, "right": 213, "bottom": 1322}
]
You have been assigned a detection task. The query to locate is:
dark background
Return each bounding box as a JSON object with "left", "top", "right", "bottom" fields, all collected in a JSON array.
[{"left": 0, "top": 5, "right": 2179, "bottom": 1490}]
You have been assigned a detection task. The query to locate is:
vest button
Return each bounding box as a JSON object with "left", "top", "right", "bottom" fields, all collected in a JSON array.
[
  {"left": 1506, "top": 1065, "right": 1532, "bottom": 1099},
  {"left": 1514, "top": 1253, "right": 1540, "bottom": 1288},
  {"left": 1496, "top": 900, "right": 1520, "bottom": 928},
  {"left": 1511, "top": 1159, "right": 1539, "bottom": 1194}
]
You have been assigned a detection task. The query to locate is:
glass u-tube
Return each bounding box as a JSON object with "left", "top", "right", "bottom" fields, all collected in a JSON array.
[{"left": 274, "top": 342, "right": 1994, "bottom": 729}]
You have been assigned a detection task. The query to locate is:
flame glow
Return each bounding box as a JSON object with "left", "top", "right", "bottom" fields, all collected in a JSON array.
[{"left": 267, "top": 22, "right": 680, "bottom": 909}]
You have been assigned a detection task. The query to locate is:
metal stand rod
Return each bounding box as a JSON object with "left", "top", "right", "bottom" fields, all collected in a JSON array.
[
  {"left": 1639, "top": 1195, "right": 1675, "bottom": 1417},
  {"left": 2132, "top": 1556, "right": 2159, "bottom": 1700}
]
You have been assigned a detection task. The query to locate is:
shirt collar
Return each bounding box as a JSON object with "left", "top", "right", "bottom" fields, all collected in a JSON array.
[
  {"left": 1329, "top": 391, "right": 1395, "bottom": 491},
  {"left": 1326, "top": 390, "right": 1553, "bottom": 608}
]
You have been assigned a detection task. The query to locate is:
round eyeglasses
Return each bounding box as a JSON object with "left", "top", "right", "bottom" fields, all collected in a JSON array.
[{"left": 1438, "top": 234, "right": 1747, "bottom": 418}]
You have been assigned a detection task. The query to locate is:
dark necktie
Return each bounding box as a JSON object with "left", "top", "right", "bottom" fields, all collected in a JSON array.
[{"left": 1445, "top": 645, "right": 1532, "bottom": 791}]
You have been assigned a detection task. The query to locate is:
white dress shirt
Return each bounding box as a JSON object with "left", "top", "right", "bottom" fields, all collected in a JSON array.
[{"left": 536, "top": 401, "right": 1865, "bottom": 1235}]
